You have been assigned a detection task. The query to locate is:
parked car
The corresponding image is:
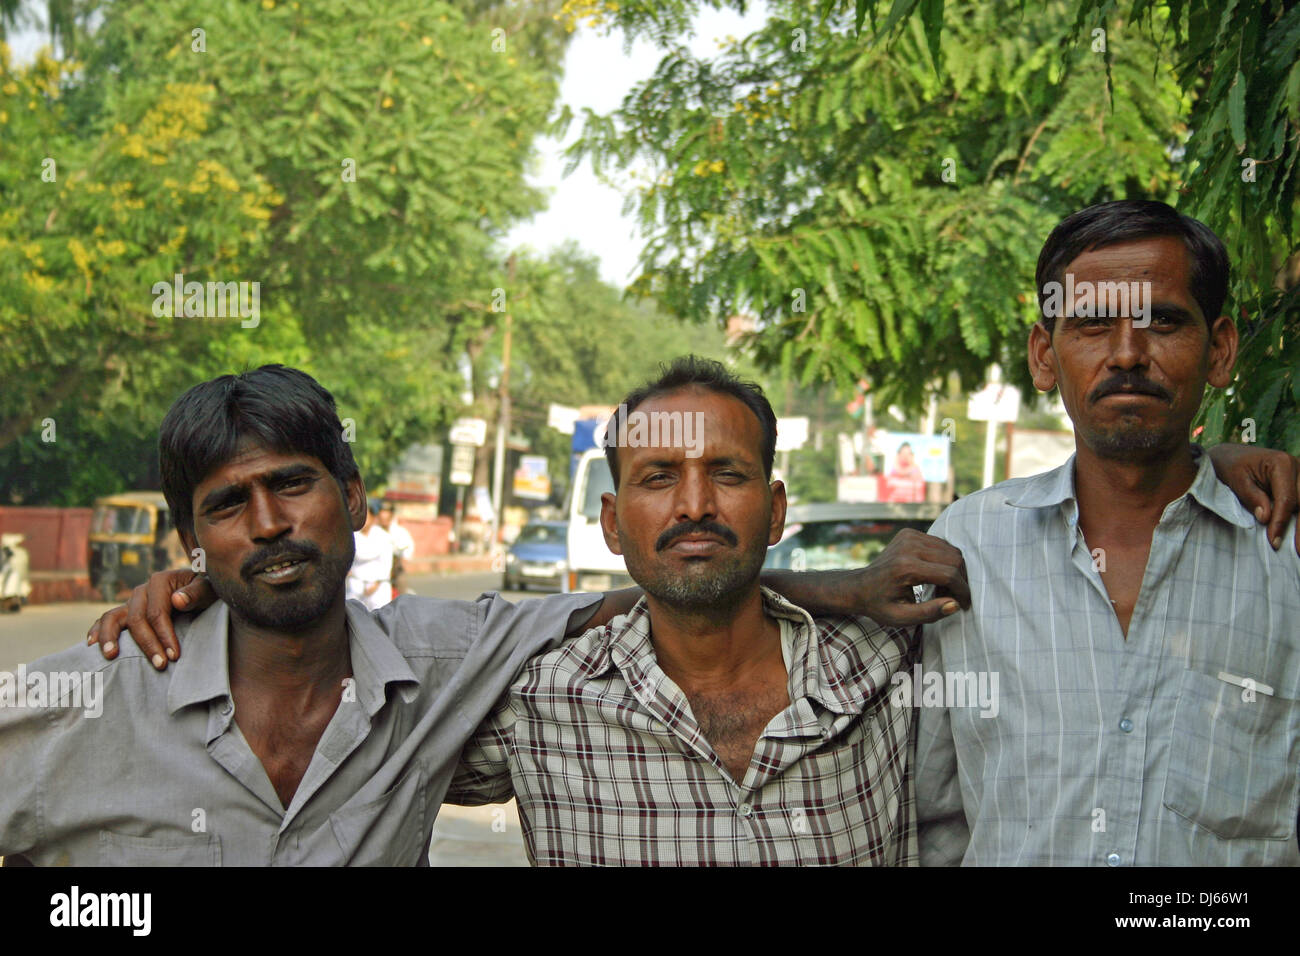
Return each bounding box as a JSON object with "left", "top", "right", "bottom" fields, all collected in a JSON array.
[
  {"left": 763, "top": 502, "right": 945, "bottom": 571},
  {"left": 88, "top": 492, "right": 190, "bottom": 602},
  {"left": 503, "top": 520, "right": 568, "bottom": 592}
]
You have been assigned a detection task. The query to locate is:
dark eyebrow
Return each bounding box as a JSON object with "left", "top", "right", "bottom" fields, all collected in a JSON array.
[
  {"left": 635, "top": 458, "right": 682, "bottom": 473},
  {"left": 198, "top": 463, "right": 321, "bottom": 513},
  {"left": 1148, "top": 303, "right": 1199, "bottom": 324}
]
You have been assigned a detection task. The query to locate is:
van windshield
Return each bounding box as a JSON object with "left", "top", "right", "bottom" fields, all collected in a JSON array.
[{"left": 579, "top": 457, "right": 614, "bottom": 520}]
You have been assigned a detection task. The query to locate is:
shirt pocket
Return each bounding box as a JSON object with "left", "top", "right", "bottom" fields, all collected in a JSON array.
[
  {"left": 328, "top": 764, "right": 427, "bottom": 866},
  {"left": 98, "top": 830, "right": 222, "bottom": 866},
  {"left": 1162, "top": 668, "right": 1300, "bottom": 842}
]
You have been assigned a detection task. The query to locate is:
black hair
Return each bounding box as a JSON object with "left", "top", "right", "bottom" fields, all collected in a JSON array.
[
  {"left": 603, "top": 355, "right": 777, "bottom": 489},
  {"left": 159, "top": 365, "right": 359, "bottom": 538},
  {"left": 1035, "top": 199, "right": 1229, "bottom": 335}
]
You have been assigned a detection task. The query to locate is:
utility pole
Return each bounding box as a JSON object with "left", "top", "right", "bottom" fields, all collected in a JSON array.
[
  {"left": 982, "top": 364, "right": 1000, "bottom": 489},
  {"left": 490, "top": 255, "right": 515, "bottom": 550}
]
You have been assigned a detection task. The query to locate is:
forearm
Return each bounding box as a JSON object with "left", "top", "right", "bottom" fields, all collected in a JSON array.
[{"left": 759, "top": 569, "right": 859, "bottom": 616}]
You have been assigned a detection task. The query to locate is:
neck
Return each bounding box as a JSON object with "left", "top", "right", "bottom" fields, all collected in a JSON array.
[
  {"left": 647, "top": 583, "right": 780, "bottom": 690},
  {"left": 228, "top": 591, "right": 352, "bottom": 696},
  {"left": 1074, "top": 440, "right": 1199, "bottom": 538}
]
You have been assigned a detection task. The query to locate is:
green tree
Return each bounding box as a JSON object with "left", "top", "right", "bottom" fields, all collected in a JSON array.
[
  {"left": 0, "top": 0, "right": 576, "bottom": 502},
  {"left": 569, "top": 0, "right": 1184, "bottom": 411}
]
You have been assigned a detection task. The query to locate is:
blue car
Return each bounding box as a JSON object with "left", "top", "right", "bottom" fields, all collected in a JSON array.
[{"left": 503, "top": 520, "right": 568, "bottom": 592}]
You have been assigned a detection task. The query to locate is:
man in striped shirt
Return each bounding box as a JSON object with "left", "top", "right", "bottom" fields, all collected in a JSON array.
[{"left": 916, "top": 200, "right": 1300, "bottom": 866}]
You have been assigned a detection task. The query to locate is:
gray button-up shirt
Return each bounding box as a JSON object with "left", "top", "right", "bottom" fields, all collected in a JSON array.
[
  {"left": 915, "top": 447, "right": 1300, "bottom": 865},
  {"left": 0, "top": 591, "right": 600, "bottom": 865}
]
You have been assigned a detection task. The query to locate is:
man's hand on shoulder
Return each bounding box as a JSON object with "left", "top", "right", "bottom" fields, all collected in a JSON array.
[
  {"left": 846, "top": 528, "right": 971, "bottom": 627},
  {"left": 1207, "top": 442, "right": 1300, "bottom": 555},
  {"left": 86, "top": 569, "right": 217, "bottom": 670},
  {"left": 762, "top": 528, "right": 971, "bottom": 628}
]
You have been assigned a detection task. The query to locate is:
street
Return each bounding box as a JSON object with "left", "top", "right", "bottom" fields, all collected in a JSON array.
[{"left": 0, "top": 569, "right": 543, "bottom": 867}]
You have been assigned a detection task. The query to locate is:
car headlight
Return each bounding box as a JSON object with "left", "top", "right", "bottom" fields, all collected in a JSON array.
[
  {"left": 554, "top": 560, "right": 566, "bottom": 571},
  {"left": 506, "top": 553, "right": 517, "bottom": 564}
]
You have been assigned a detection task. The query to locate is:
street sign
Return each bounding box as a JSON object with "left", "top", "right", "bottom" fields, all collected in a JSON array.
[
  {"left": 513, "top": 455, "right": 551, "bottom": 501},
  {"left": 775, "top": 416, "right": 810, "bottom": 451},
  {"left": 967, "top": 384, "right": 1021, "bottom": 423},
  {"left": 449, "top": 417, "right": 488, "bottom": 447},
  {"left": 449, "top": 443, "right": 475, "bottom": 486},
  {"left": 547, "top": 404, "right": 580, "bottom": 435}
]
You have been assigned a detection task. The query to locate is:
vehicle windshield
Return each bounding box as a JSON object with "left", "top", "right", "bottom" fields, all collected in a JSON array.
[
  {"left": 516, "top": 524, "right": 565, "bottom": 545},
  {"left": 579, "top": 457, "right": 613, "bottom": 520},
  {"left": 92, "top": 505, "right": 152, "bottom": 536},
  {"left": 764, "top": 520, "right": 908, "bottom": 571}
]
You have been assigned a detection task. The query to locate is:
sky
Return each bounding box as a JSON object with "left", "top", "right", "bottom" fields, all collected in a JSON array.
[
  {"left": 505, "top": 6, "right": 769, "bottom": 287},
  {"left": 7, "top": 5, "right": 769, "bottom": 289}
]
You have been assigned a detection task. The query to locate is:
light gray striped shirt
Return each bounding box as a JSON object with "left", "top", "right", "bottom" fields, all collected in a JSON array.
[{"left": 915, "top": 446, "right": 1300, "bottom": 866}]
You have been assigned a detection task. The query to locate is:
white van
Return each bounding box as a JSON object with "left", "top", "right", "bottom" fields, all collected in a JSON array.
[{"left": 563, "top": 448, "right": 633, "bottom": 592}]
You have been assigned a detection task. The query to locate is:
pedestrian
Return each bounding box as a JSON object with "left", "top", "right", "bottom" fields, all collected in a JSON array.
[
  {"left": 347, "top": 501, "right": 394, "bottom": 611},
  {"left": 377, "top": 501, "right": 415, "bottom": 596}
]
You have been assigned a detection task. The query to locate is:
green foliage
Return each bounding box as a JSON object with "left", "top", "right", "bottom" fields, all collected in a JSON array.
[
  {"left": 570, "top": 0, "right": 1185, "bottom": 412},
  {"left": 0, "top": 0, "right": 577, "bottom": 503}
]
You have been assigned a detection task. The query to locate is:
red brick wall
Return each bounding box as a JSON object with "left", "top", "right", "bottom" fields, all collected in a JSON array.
[
  {"left": 0, "top": 507, "right": 93, "bottom": 572},
  {"left": 402, "top": 516, "right": 452, "bottom": 557}
]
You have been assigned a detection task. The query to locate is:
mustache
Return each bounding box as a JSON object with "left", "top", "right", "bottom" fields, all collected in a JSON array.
[
  {"left": 241, "top": 539, "right": 322, "bottom": 578},
  {"left": 655, "top": 521, "right": 739, "bottom": 552},
  {"left": 1089, "top": 372, "right": 1172, "bottom": 404}
]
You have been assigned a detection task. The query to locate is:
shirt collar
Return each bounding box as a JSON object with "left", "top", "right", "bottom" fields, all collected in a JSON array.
[
  {"left": 597, "top": 587, "right": 862, "bottom": 715},
  {"left": 165, "top": 599, "right": 420, "bottom": 718},
  {"left": 1005, "top": 444, "right": 1255, "bottom": 530}
]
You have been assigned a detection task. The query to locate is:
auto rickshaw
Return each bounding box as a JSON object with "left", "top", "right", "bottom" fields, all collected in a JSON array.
[{"left": 88, "top": 492, "right": 190, "bottom": 602}]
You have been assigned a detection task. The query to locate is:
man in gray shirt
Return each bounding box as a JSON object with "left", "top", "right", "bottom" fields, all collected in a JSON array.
[
  {"left": 916, "top": 200, "right": 1300, "bottom": 865},
  {"left": 0, "top": 365, "right": 610, "bottom": 865}
]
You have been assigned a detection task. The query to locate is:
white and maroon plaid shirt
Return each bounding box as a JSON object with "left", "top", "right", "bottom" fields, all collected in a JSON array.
[{"left": 447, "top": 588, "right": 918, "bottom": 866}]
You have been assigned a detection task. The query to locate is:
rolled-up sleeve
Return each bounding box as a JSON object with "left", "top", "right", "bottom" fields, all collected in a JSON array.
[{"left": 445, "top": 694, "right": 517, "bottom": 806}]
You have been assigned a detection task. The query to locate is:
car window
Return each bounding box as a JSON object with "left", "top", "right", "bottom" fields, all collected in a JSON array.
[
  {"left": 764, "top": 519, "right": 925, "bottom": 571},
  {"left": 517, "top": 524, "right": 564, "bottom": 545}
]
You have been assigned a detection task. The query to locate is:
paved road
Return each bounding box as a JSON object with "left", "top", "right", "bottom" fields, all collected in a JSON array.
[{"left": 0, "top": 569, "right": 549, "bottom": 867}]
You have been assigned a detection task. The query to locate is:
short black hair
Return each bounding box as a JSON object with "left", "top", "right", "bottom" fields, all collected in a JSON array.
[
  {"left": 159, "top": 365, "right": 360, "bottom": 538},
  {"left": 602, "top": 355, "right": 777, "bottom": 489},
  {"left": 1035, "top": 199, "right": 1229, "bottom": 335}
]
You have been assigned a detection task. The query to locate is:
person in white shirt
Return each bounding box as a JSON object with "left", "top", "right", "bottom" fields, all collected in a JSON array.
[
  {"left": 377, "top": 501, "right": 415, "bottom": 595},
  {"left": 347, "top": 502, "right": 394, "bottom": 610}
]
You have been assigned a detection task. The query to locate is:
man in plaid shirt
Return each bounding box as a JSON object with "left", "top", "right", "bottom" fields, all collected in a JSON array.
[{"left": 447, "top": 357, "right": 967, "bottom": 865}]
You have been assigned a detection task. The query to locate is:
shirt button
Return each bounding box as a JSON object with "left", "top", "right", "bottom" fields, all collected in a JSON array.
[
  {"left": 1106, "top": 853, "right": 1121, "bottom": 867},
  {"left": 737, "top": 803, "right": 753, "bottom": 817},
  {"left": 821, "top": 726, "right": 833, "bottom": 739},
  {"left": 221, "top": 701, "right": 233, "bottom": 716},
  {"left": 1119, "top": 717, "right": 1134, "bottom": 733}
]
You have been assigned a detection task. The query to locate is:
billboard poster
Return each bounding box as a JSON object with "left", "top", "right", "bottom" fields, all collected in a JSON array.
[{"left": 876, "top": 432, "right": 950, "bottom": 502}]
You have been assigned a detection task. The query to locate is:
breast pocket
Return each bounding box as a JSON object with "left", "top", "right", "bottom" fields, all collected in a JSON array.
[
  {"left": 98, "top": 831, "right": 222, "bottom": 866},
  {"left": 328, "top": 764, "right": 427, "bottom": 866},
  {"left": 1162, "top": 668, "right": 1300, "bottom": 842}
]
